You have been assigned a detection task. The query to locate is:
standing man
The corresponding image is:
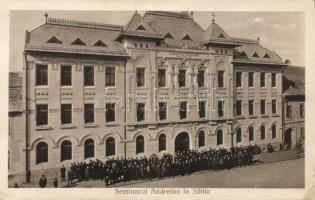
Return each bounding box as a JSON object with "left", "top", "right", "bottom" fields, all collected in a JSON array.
[
  {"left": 60, "top": 165, "right": 66, "bottom": 182},
  {"left": 39, "top": 174, "right": 47, "bottom": 188}
]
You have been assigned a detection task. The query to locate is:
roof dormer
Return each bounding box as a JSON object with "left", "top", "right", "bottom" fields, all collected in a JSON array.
[
  {"left": 71, "top": 38, "right": 86, "bottom": 45},
  {"left": 263, "top": 53, "right": 270, "bottom": 58},
  {"left": 182, "top": 34, "right": 192, "bottom": 41},
  {"left": 164, "top": 32, "right": 174, "bottom": 39},
  {"left": 46, "top": 36, "right": 62, "bottom": 44},
  {"left": 93, "top": 40, "right": 107, "bottom": 47},
  {"left": 252, "top": 52, "right": 259, "bottom": 58}
]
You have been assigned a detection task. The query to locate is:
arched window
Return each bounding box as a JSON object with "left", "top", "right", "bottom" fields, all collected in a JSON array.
[
  {"left": 217, "top": 129, "right": 223, "bottom": 146},
  {"left": 84, "top": 139, "right": 94, "bottom": 159},
  {"left": 198, "top": 131, "right": 205, "bottom": 147},
  {"left": 106, "top": 137, "right": 115, "bottom": 156},
  {"left": 61, "top": 140, "right": 72, "bottom": 161},
  {"left": 36, "top": 142, "right": 48, "bottom": 164},
  {"left": 272, "top": 124, "right": 277, "bottom": 139},
  {"left": 158, "top": 134, "right": 166, "bottom": 152},
  {"left": 236, "top": 127, "right": 242, "bottom": 143},
  {"left": 249, "top": 126, "right": 254, "bottom": 142},
  {"left": 261, "top": 125, "right": 265, "bottom": 140},
  {"left": 136, "top": 135, "right": 144, "bottom": 154}
]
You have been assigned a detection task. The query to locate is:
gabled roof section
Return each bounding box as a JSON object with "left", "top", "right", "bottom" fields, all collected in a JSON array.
[
  {"left": 164, "top": 32, "right": 174, "bottom": 39},
  {"left": 46, "top": 36, "right": 62, "bottom": 44},
  {"left": 283, "top": 66, "right": 305, "bottom": 96},
  {"left": 182, "top": 34, "right": 192, "bottom": 41},
  {"left": 71, "top": 38, "right": 86, "bottom": 45},
  {"left": 121, "top": 12, "right": 163, "bottom": 39},
  {"left": 93, "top": 40, "right": 107, "bottom": 47},
  {"left": 252, "top": 52, "right": 259, "bottom": 58}
]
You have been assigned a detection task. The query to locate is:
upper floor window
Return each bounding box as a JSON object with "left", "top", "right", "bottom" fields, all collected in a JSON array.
[
  {"left": 84, "top": 66, "right": 94, "bottom": 86},
  {"left": 159, "top": 102, "right": 167, "bottom": 121},
  {"left": 137, "top": 103, "right": 145, "bottom": 122},
  {"left": 198, "top": 70, "right": 205, "bottom": 87},
  {"left": 236, "top": 71, "right": 242, "bottom": 87},
  {"left": 61, "top": 65, "right": 72, "bottom": 86},
  {"left": 300, "top": 103, "right": 305, "bottom": 118},
  {"left": 84, "top": 104, "right": 94, "bottom": 124},
  {"left": 248, "top": 72, "right": 254, "bottom": 87},
  {"left": 136, "top": 68, "right": 145, "bottom": 87},
  {"left": 248, "top": 100, "right": 254, "bottom": 115},
  {"left": 61, "top": 104, "right": 72, "bottom": 125},
  {"left": 179, "top": 70, "right": 186, "bottom": 87},
  {"left": 287, "top": 105, "right": 292, "bottom": 118},
  {"left": 36, "top": 64, "right": 48, "bottom": 86},
  {"left": 218, "top": 70, "right": 224, "bottom": 88},
  {"left": 158, "top": 69, "right": 166, "bottom": 87},
  {"left": 105, "top": 67, "right": 115, "bottom": 87},
  {"left": 260, "top": 99, "right": 266, "bottom": 115},
  {"left": 36, "top": 104, "right": 48, "bottom": 126},
  {"left": 271, "top": 73, "right": 277, "bottom": 87},
  {"left": 260, "top": 72, "right": 265, "bottom": 87},
  {"left": 179, "top": 101, "right": 187, "bottom": 119},
  {"left": 236, "top": 100, "right": 242, "bottom": 116},
  {"left": 105, "top": 103, "right": 115, "bottom": 122},
  {"left": 199, "top": 101, "right": 206, "bottom": 118},
  {"left": 218, "top": 100, "right": 224, "bottom": 117},
  {"left": 272, "top": 99, "right": 277, "bottom": 114}
]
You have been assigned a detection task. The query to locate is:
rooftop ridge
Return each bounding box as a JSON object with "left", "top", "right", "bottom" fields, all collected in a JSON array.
[
  {"left": 47, "top": 17, "right": 123, "bottom": 31},
  {"left": 233, "top": 37, "right": 259, "bottom": 45},
  {"left": 145, "top": 11, "right": 193, "bottom": 20}
]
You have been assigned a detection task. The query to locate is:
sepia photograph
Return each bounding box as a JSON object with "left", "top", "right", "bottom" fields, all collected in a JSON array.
[{"left": 7, "top": 9, "right": 306, "bottom": 192}]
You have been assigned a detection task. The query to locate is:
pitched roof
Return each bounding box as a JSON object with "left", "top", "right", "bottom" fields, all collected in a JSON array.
[
  {"left": 25, "top": 18, "right": 128, "bottom": 57},
  {"left": 121, "top": 12, "right": 163, "bottom": 39},
  {"left": 143, "top": 11, "right": 205, "bottom": 49},
  {"left": 9, "top": 72, "right": 23, "bottom": 112},
  {"left": 202, "top": 21, "right": 237, "bottom": 46},
  {"left": 283, "top": 65, "right": 305, "bottom": 96}
]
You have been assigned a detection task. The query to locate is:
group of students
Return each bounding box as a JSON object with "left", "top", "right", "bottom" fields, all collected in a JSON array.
[{"left": 59, "top": 145, "right": 258, "bottom": 187}]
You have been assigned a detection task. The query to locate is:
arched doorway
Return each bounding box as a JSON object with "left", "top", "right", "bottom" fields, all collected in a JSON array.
[
  {"left": 284, "top": 128, "right": 292, "bottom": 148},
  {"left": 175, "top": 132, "right": 190, "bottom": 152}
]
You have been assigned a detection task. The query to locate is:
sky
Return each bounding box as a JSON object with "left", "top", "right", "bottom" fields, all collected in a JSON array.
[{"left": 9, "top": 11, "right": 304, "bottom": 71}]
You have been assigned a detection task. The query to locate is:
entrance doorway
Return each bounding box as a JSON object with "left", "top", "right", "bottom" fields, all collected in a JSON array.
[
  {"left": 284, "top": 128, "right": 292, "bottom": 148},
  {"left": 175, "top": 132, "right": 190, "bottom": 152}
]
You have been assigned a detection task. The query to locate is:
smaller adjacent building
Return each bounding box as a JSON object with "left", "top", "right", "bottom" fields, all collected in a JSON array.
[{"left": 283, "top": 65, "right": 305, "bottom": 149}]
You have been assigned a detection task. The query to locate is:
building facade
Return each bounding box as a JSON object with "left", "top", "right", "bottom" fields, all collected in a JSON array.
[
  {"left": 283, "top": 65, "right": 305, "bottom": 149},
  {"left": 13, "top": 11, "right": 288, "bottom": 183}
]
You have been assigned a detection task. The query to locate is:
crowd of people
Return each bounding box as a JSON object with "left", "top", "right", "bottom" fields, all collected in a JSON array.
[{"left": 55, "top": 145, "right": 259, "bottom": 187}]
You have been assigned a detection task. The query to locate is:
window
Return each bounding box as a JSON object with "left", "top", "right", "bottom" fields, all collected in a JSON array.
[
  {"left": 93, "top": 40, "right": 107, "bottom": 47},
  {"left": 46, "top": 36, "right": 62, "bottom": 44},
  {"left": 36, "top": 142, "right": 48, "bottom": 164},
  {"left": 105, "top": 67, "right": 115, "bottom": 87},
  {"left": 179, "top": 101, "right": 187, "bottom": 119},
  {"left": 272, "top": 124, "right": 276, "bottom": 139},
  {"left": 218, "top": 71, "right": 224, "bottom": 88},
  {"left": 8, "top": 149, "right": 10, "bottom": 169},
  {"left": 84, "top": 66, "right": 94, "bottom": 86},
  {"left": 61, "top": 65, "right": 72, "bottom": 86},
  {"left": 84, "top": 104, "right": 94, "bottom": 124},
  {"left": 287, "top": 105, "right": 292, "bottom": 118},
  {"left": 199, "top": 101, "right": 206, "bottom": 118},
  {"left": 158, "top": 69, "right": 166, "bottom": 87},
  {"left": 301, "top": 127, "right": 305, "bottom": 139},
  {"left": 252, "top": 52, "right": 259, "bottom": 57},
  {"left": 271, "top": 73, "right": 276, "bottom": 87},
  {"left": 136, "top": 135, "right": 144, "bottom": 154},
  {"left": 158, "top": 134, "right": 166, "bottom": 152},
  {"left": 198, "top": 131, "right": 205, "bottom": 147},
  {"left": 136, "top": 25, "right": 146, "bottom": 31},
  {"left": 36, "top": 64, "right": 48, "bottom": 86},
  {"left": 248, "top": 72, "right": 254, "bottom": 87},
  {"left": 71, "top": 38, "right": 86, "bottom": 45},
  {"left": 198, "top": 70, "right": 205, "bottom": 87},
  {"left": 137, "top": 103, "right": 145, "bottom": 122},
  {"left": 61, "top": 140, "right": 72, "bottom": 161},
  {"left": 272, "top": 100, "right": 277, "bottom": 114},
  {"left": 236, "top": 71, "right": 242, "bottom": 87},
  {"left": 260, "top": 100, "right": 266, "bottom": 115},
  {"left": 218, "top": 100, "right": 224, "bottom": 117},
  {"left": 260, "top": 72, "right": 265, "bottom": 87},
  {"left": 106, "top": 137, "right": 115, "bottom": 156},
  {"left": 217, "top": 129, "right": 223, "bottom": 146},
  {"left": 146, "top": 44, "right": 148, "bottom": 48},
  {"left": 236, "top": 100, "right": 242, "bottom": 116},
  {"left": 84, "top": 139, "right": 94, "bottom": 159},
  {"left": 236, "top": 128, "right": 242, "bottom": 143},
  {"left": 36, "top": 104, "right": 48, "bottom": 126},
  {"left": 159, "top": 102, "right": 167, "bottom": 121},
  {"left": 261, "top": 125, "right": 265, "bottom": 140},
  {"left": 136, "top": 68, "right": 145, "bottom": 87},
  {"left": 105, "top": 103, "right": 115, "bottom": 122},
  {"left": 249, "top": 127, "right": 254, "bottom": 142},
  {"left": 248, "top": 100, "right": 254, "bottom": 115},
  {"left": 179, "top": 70, "right": 186, "bottom": 87},
  {"left": 61, "top": 104, "right": 72, "bottom": 125},
  {"left": 300, "top": 103, "right": 305, "bottom": 118}
]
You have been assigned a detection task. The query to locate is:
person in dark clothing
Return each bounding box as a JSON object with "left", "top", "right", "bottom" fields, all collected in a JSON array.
[
  {"left": 67, "top": 170, "right": 73, "bottom": 186},
  {"left": 53, "top": 178, "right": 58, "bottom": 188},
  {"left": 60, "top": 165, "right": 66, "bottom": 181},
  {"left": 39, "top": 174, "right": 47, "bottom": 188}
]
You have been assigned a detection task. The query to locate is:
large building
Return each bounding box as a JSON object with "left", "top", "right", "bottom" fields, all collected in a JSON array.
[{"left": 12, "top": 11, "right": 289, "bottom": 183}]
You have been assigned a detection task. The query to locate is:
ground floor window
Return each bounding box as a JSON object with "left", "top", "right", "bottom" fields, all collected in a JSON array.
[
  {"left": 198, "top": 131, "right": 205, "bottom": 147},
  {"left": 249, "top": 127, "right": 254, "bottom": 142},
  {"left": 158, "top": 134, "right": 166, "bottom": 152},
  {"left": 236, "top": 127, "right": 242, "bottom": 143},
  {"left": 106, "top": 137, "right": 115, "bottom": 156},
  {"left": 261, "top": 125, "right": 265, "bottom": 140},
  {"left": 36, "top": 142, "right": 48, "bottom": 164},
  {"left": 217, "top": 129, "right": 223, "bottom": 146},
  {"left": 61, "top": 140, "right": 72, "bottom": 161},
  {"left": 84, "top": 139, "right": 94, "bottom": 159},
  {"left": 272, "top": 124, "right": 277, "bottom": 139},
  {"left": 136, "top": 135, "right": 144, "bottom": 154}
]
